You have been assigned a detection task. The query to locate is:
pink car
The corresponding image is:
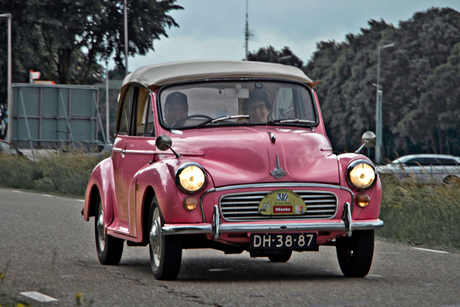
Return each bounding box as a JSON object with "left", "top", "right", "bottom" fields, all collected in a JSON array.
[{"left": 82, "top": 60, "right": 383, "bottom": 280}]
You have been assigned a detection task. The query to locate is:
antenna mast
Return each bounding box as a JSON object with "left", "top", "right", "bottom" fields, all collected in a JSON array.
[{"left": 245, "top": 0, "right": 249, "bottom": 60}]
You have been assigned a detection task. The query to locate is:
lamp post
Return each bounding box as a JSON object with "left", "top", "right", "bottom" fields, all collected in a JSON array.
[
  {"left": 375, "top": 43, "right": 394, "bottom": 164},
  {"left": 278, "top": 55, "right": 292, "bottom": 63},
  {"left": 0, "top": 13, "right": 12, "bottom": 142},
  {"left": 124, "top": 0, "right": 128, "bottom": 76}
]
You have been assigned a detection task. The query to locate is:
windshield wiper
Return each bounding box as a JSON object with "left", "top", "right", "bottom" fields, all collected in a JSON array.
[
  {"left": 197, "top": 115, "right": 249, "bottom": 128},
  {"left": 267, "top": 118, "right": 316, "bottom": 125}
]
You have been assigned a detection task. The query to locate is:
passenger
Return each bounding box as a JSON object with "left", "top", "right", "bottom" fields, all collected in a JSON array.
[
  {"left": 242, "top": 90, "right": 271, "bottom": 122},
  {"left": 164, "top": 92, "right": 188, "bottom": 126}
]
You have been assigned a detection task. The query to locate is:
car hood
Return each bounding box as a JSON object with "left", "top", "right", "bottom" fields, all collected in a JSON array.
[{"left": 169, "top": 127, "right": 339, "bottom": 187}]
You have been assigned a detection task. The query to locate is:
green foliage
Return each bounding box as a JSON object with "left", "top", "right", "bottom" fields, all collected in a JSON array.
[
  {"left": 379, "top": 174, "right": 460, "bottom": 250},
  {"left": 247, "top": 46, "right": 304, "bottom": 68},
  {"left": 0, "top": 0, "right": 183, "bottom": 99},
  {"left": 305, "top": 7, "right": 460, "bottom": 159},
  {"left": 0, "top": 150, "right": 109, "bottom": 196}
]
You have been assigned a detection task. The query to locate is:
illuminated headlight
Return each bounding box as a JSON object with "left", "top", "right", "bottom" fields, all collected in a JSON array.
[
  {"left": 176, "top": 163, "right": 207, "bottom": 194},
  {"left": 347, "top": 160, "right": 376, "bottom": 190}
]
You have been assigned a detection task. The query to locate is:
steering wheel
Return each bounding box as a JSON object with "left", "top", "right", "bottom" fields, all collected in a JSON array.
[{"left": 170, "top": 114, "right": 213, "bottom": 128}]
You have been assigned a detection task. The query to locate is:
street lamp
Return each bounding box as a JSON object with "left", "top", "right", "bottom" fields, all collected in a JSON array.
[
  {"left": 0, "top": 13, "right": 12, "bottom": 142},
  {"left": 278, "top": 55, "right": 292, "bottom": 63},
  {"left": 375, "top": 43, "right": 394, "bottom": 164},
  {"left": 124, "top": 0, "right": 128, "bottom": 76}
]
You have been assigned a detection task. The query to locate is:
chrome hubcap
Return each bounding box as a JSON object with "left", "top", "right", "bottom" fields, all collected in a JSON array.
[
  {"left": 149, "top": 208, "right": 162, "bottom": 268},
  {"left": 96, "top": 202, "right": 105, "bottom": 252}
]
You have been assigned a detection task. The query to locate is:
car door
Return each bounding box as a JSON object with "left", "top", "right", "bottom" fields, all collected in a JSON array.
[
  {"left": 403, "top": 157, "right": 425, "bottom": 183},
  {"left": 112, "top": 85, "right": 156, "bottom": 237}
]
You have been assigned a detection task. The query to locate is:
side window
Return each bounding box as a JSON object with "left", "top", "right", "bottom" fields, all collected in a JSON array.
[
  {"left": 135, "top": 88, "right": 155, "bottom": 136},
  {"left": 118, "top": 87, "right": 135, "bottom": 135},
  {"left": 405, "top": 158, "right": 424, "bottom": 166}
]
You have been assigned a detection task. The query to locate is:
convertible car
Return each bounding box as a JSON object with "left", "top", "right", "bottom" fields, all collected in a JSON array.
[{"left": 82, "top": 60, "right": 383, "bottom": 280}]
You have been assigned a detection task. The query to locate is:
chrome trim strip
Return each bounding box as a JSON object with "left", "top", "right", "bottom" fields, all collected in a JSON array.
[{"left": 161, "top": 219, "right": 384, "bottom": 236}]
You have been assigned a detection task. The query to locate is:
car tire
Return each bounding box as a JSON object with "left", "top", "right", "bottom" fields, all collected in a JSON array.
[
  {"left": 336, "top": 230, "right": 374, "bottom": 277},
  {"left": 149, "top": 197, "right": 182, "bottom": 280},
  {"left": 444, "top": 176, "right": 460, "bottom": 186},
  {"left": 268, "top": 250, "right": 292, "bottom": 262},
  {"left": 95, "top": 195, "right": 124, "bottom": 265}
]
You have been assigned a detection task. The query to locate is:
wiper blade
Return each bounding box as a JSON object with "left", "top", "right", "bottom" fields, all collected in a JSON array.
[
  {"left": 267, "top": 118, "right": 316, "bottom": 125},
  {"left": 197, "top": 115, "right": 249, "bottom": 128}
]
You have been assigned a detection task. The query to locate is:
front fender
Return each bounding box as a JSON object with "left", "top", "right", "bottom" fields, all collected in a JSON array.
[
  {"left": 136, "top": 159, "right": 214, "bottom": 225},
  {"left": 337, "top": 153, "right": 382, "bottom": 220},
  {"left": 83, "top": 158, "right": 117, "bottom": 229}
]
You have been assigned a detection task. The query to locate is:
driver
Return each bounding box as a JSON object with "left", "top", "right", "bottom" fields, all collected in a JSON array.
[
  {"left": 164, "top": 91, "right": 188, "bottom": 127},
  {"left": 242, "top": 89, "right": 271, "bottom": 122}
]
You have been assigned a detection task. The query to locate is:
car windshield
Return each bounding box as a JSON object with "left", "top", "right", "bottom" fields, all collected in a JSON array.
[{"left": 158, "top": 81, "right": 317, "bottom": 129}]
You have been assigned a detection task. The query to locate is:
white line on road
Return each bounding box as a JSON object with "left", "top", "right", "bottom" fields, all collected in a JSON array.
[
  {"left": 12, "top": 190, "right": 22, "bottom": 193},
  {"left": 21, "top": 291, "right": 58, "bottom": 303},
  {"left": 413, "top": 247, "right": 450, "bottom": 254},
  {"left": 42, "top": 194, "right": 54, "bottom": 197},
  {"left": 77, "top": 199, "right": 85, "bottom": 202},
  {"left": 0, "top": 211, "right": 21, "bottom": 217}
]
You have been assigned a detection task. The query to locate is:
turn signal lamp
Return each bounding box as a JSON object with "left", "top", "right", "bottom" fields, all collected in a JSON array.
[
  {"left": 184, "top": 197, "right": 198, "bottom": 211},
  {"left": 357, "top": 193, "right": 371, "bottom": 208}
]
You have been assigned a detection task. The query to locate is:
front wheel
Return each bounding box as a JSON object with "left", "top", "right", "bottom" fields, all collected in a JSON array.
[
  {"left": 336, "top": 230, "right": 374, "bottom": 277},
  {"left": 149, "top": 198, "right": 182, "bottom": 280},
  {"left": 268, "top": 250, "right": 292, "bottom": 262},
  {"left": 95, "top": 196, "right": 124, "bottom": 265}
]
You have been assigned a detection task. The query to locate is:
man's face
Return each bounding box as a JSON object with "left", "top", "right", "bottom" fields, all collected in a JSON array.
[
  {"left": 164, "top": 100, "right": 188, "bottom": 126},
  {"left": 247, "top": 100, "right": 269, "bottom": 122}
]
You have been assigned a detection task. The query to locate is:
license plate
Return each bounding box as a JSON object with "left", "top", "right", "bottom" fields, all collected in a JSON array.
[{"left": 250, "top": 233, "right": 317, "bottom": 250}]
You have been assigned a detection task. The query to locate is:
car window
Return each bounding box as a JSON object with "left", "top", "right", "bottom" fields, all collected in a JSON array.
[
  {"left": 404, "top": 158, "right": 424, "bottom": 166},
  {"left": 118, "top": 86, "right": 135, "bottom": 135},
  {"left": 135, "top": 87, "right": 155, "bottom": 137},
  {"left": 158, "top": 81, "right": 316, "bottom": 129}
]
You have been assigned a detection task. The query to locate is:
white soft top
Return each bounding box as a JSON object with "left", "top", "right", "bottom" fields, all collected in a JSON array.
[{"left": 122, "top": 60, "right": 315, "bottom": 88}]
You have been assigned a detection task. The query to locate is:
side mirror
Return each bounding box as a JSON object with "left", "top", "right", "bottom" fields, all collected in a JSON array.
[
  {"left": 361, "top": 131, "right": 376, "bottom": 148},
  {"left": 155, "top": 134, "right": 172, "bottom": 151},
  {"left": 155, "top": 134, "right": 180, "bottom": 158},
  {"left": 355, "top": 131, "right": 376, "bottom": 154}
]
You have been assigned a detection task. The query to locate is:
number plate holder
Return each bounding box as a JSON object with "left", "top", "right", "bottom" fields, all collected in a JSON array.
[{"left": 250, "top": 233, "right": 317, "bottom": 250}]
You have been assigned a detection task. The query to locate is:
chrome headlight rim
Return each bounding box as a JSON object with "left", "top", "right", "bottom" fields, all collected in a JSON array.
[
  {"left": 175, "top": 162, "right": 207, "bottom": 194},
  {"left": 347, "top": 159, "right": 376, "bottom": 191}
]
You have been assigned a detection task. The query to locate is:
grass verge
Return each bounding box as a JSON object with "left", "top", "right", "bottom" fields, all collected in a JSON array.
[{"left": 378, "top": 174, "right": 460, "bottom": 251}]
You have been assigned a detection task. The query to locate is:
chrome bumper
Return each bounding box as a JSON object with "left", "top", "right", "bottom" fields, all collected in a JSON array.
[{"left": 162, "top": 203, "right": 384, "bottom": 239}]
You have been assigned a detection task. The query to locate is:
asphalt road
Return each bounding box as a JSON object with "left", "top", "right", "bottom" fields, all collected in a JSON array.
[{"left": 1, "top": 188, "right": 459, "bottom": 307}]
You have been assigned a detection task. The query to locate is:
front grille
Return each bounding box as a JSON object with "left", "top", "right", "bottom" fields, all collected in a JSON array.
[{"left": 220, "top": 190, "right": 338, "bottom": 221}]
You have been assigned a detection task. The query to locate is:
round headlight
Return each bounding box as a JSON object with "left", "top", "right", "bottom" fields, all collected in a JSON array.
[
  {"left": 176, "top": 163, "right": 207, "bottom": 194},
  {"left": 347, "top": 161, "right": 376, "bottom": 190}
]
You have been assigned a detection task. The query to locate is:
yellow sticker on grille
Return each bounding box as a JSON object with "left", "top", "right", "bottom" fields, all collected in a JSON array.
[{"left": 258, "top": 189, "right": 306, "bottom": 215}]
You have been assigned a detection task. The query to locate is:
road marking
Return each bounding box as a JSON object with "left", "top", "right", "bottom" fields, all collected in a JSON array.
[
  {"left": 42, "top": 194, "right": 54, "bottom": 197},
  {"left": 20, "top": 291, "right": 58, "bottom": 302},
  {"left": 376, "top": 252, "right": 403, "bottom": 255},
  {"left": 12, "top": 190, "right": 22, "bottom": 193},
  {"left": 0, "top": 211, "right": 21, "bottom": 217},
  {"left": 413, "top": 247, "right": 449, "bottom": 254},
  {"left": 209, "top": 268, "right": 232, "bottom": 272},
  {"left": 77, "top": 199, "right": 85, "bottom": 202}
]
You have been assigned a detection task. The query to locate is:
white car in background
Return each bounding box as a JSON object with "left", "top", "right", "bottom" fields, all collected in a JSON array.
[{"left": 376, "top": 154, "right": 460, "bottom": 184}]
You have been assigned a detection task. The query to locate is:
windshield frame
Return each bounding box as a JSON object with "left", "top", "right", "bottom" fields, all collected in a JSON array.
[{"left": 156, "top": 78, "right": 320, "bottom": 131}]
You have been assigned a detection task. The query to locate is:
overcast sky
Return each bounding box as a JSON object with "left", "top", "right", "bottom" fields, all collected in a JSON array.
[{"left": 124, "top": 0, "right": 460, "bottom": 72}]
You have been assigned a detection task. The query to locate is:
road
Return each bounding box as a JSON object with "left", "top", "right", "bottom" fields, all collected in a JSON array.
[{"left": 1, "top": 188, "right": 459, "bottom": 306}]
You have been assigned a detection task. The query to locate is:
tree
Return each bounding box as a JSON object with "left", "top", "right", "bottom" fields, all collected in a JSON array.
[
  {"left": 305, "top": 7, "right": 460, "bottom": 158},
  {"left": 0, "top": 0, "right": 182, "bottom": 89},
  {"left": 247, "top": 46, "right": 304, "bottom": 68}
]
